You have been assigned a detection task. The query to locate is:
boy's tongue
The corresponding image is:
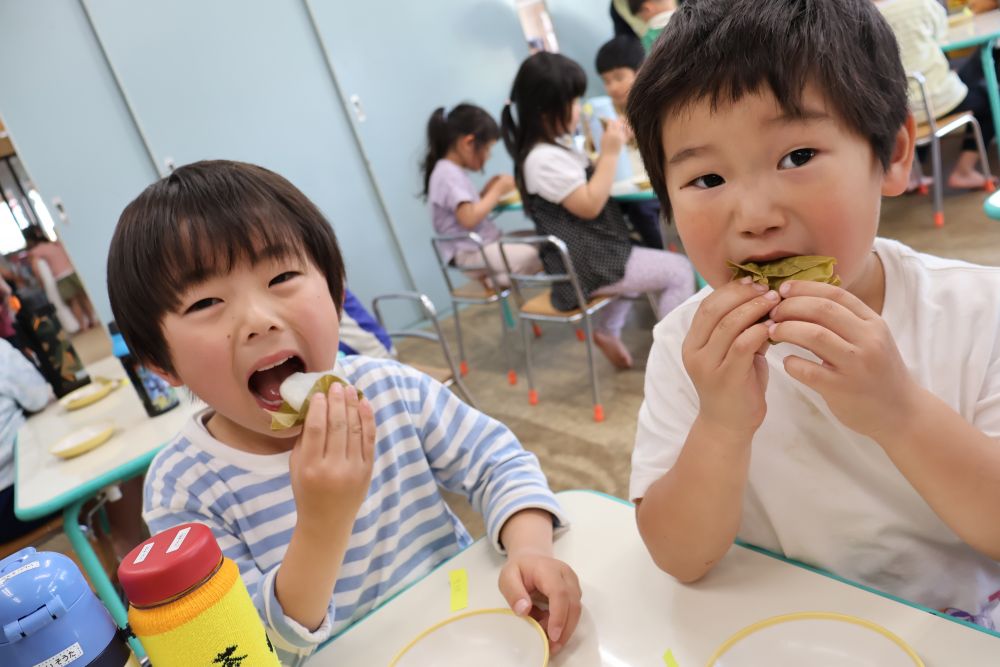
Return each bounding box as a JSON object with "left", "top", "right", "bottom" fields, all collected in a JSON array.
[{"left": 249, "top": 358, "right": 303, "bottom": 405}]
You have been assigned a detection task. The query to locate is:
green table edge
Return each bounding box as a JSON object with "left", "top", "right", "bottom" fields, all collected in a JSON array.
[{"left": 320, "top": 488, "right": 1000, "bottom": 652}]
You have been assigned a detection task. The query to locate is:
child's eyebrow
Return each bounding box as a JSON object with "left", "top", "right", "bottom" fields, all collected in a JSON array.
[
  {"left": 764, "top": 108, "right": 831, "bottom": 126},
  {"left": 667, "top": 145, "right": 711, "bottom": 167}
]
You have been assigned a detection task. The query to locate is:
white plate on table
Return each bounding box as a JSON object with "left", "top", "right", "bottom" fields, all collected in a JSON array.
[
  {"left": 708, "top": 611, "right": 924, "bottom": 667},
  {"left": 50, "top": 422, "right": 116, "bottom": 459},
  {"left": 389, "top": 608, "right": 548, "bottom": 667}
]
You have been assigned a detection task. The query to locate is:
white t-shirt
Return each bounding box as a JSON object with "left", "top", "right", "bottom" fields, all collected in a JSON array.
[
  {"left": 630, "top": 238, "right": 1000, "bottom": 618},
  {"left": 523, "top": 140, "right": 590, "bottom": 205}
]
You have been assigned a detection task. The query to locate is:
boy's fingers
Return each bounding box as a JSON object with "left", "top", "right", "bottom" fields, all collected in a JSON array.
[
  {"left": 325, "top": 382, "right": 347, "bottom": 459},
  {"left": 536, "top": 569, "right": 574, "bottom": 644},
  {"left": 344, "top": 385, "right": 363, "bottom": 460},
  {"left": 699, "top": 290, "right": 778, "bottom": 367},
  {"left": 687, "top": 280, "right": 768, "bottom": 350},
  {"left": 498, "top": 564, "right": 533, "bottom": 616},
  {"left": 299, "top": 392, "right": 327, "bottom": 462},
  {"left": 358, "top": 397, "right": 376, "bottom": 464}
]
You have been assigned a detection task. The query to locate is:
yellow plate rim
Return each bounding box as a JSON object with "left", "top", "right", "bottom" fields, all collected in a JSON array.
[
  {"left": 50, "top": 423, "right": 116, "bottom": 459},
  {"left": 706, "top": 611, "right": 925, "bottom": 666},
  {"left": 388, "top": 607, "right": 549, "bottom": 667},
  {"left": 59, "top": 379, "right": 120, "bottom": 410}
]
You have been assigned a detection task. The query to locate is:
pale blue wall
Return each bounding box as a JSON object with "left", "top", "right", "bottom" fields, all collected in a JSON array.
[
  {"left": 546, "top": 0, "right": 616, "bottom": 97},
  {"left": 0, "top": 1, "right": 159, "bottom": 324}
]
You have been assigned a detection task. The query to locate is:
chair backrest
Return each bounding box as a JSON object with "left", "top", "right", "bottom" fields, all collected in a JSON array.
[
  {"left": 497, "top": 234, "right": 590, "bottom": 311},
  {"left": 430, "top": 232, "right": 504, "bottom": 296},
  {"left": 370, "top": 291, "right": 477, "bottom": 406}
]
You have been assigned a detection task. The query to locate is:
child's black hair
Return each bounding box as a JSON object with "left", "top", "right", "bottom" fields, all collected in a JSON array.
[
  {"left": 627, "top": 0, "right": 908, "bottom": 220},
  {"left": 107, "top": 160, "right": 346, "bottom": 375},
  {"left": 420, "top": 104, "right": 499, "bottom": 198},
  {"left": 595, "top": 35, "right": 645, "bottom": 75},
  {"left": 501, "top": 52, "right": 588, "bottom": 215}
]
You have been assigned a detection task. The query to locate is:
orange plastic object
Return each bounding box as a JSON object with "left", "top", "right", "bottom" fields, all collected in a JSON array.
[
  {"left": 593, "top": 404, "right": 605, "bottom": 422},
  {"left": 460, "top": 360, "right": 469, "bottom": 376},
  {"left": 575, "top": 328, "right": 585, "bottom": 342},
  {"left": 918, "top": 183, "right": 930, "bottom": 196},
  {"left": 528, "top": 389, "right": 538, "bottom": 405},
  {"left": 532, "top": 323, "right": 543, "bottom": 338},
  {"left": 986, "top": 179, "right": 997, "bottom": 193},
  {"left": 934, "top": 211, "right": 944, "bottom": 227},
  {"left": 507, "top": 369, "right": 517, "bottom": 385},
  {"left": 8, "top": 295, "right": 20, "bottom": 313}
]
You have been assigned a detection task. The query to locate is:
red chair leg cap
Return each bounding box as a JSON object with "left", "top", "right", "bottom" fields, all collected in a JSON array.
[
  {"left": 986, "top": 179, "right": 997, "bottom": 193},
  {"left": 507, "top": 370, "right": 517, "bottom": 385},
  {"left": 460, "top": 361, "right": 469, "bottom": 376},
  {"left": 528, "top": 389, "right": 539, "bottom": 405},
  {"left": 918, "top": 184, "right": 930, "bottom": 196},
  {"left": 934, "top": 212, "right": 945, "bottom": 227},
  {"left": 593, "top": 404, "right": 605, "bottom": 422},
  {"left": 532, "top": 323, "right": 543, "bottom": 338},
  {"left": 576, "top": 328, "right": 586, "bottom": 342}
]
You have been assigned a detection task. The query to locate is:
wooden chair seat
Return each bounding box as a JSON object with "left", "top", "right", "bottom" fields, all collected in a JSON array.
[
  {"left": 451, "top": 281, "right": 496, "bottom": 300},
  {"left": 519, "top": 290, "right": 610, "bottom": 317},
  {"left": 915, "top": 112, "right": 973, "bottom": 142}
]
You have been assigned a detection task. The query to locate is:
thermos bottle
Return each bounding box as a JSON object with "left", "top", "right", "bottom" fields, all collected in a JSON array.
[
  {"left": 0, "top": 547, "right": 136, "bottom": 666},
  {"left": 117, "top": 522, "right": 280, "bottom": 666},
  {"left": 108, "top": 321, "right": 179, "bottom": 418}
]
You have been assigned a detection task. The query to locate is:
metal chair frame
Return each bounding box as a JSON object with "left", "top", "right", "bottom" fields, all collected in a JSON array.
[
  {"left": 430, "top": 232, "right": 517, "bottom": 383},
  {"left": 909, "top": 71, "right": 994, "bottom": 227},
  {"left": 498, "top": 234, "right": 615, "bottom": 422},
  {"left": 371, "top": 291, "right": 478, "bottom": 408}
]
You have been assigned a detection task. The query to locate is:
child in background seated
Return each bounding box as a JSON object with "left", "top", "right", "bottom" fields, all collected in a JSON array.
[
  {"left": 628, "top": 0, "right": 1000, "bottom": 630},
  {"left": 501, "top": 52, "right": 695, "bottom": 370},
  {"left": 593, "top": 35, "right": 664, "bottom": 249},
  {"left": 875, "top": 0, "right": 995, "bottom": 190},
  {"left": 629, "top": 0, "right": 677, "bottom": 52},
  {"left": 422, "top": 104, "right": 542, "bottom": 288},
  {"left": 107, "top": 160, "right": 581, "bottom": 663}
]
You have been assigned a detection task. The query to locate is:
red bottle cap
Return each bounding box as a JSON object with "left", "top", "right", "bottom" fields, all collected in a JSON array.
[{"left": 118, "top": 522, "right": 223, "bottom": 607}]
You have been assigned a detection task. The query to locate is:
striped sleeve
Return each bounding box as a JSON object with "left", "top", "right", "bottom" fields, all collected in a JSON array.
[
  {"left": 406, "top": 367, "right": 569, "bottom": 552},
  {"left": 142, "top": 446, "right": 330, "bottom": 666}
]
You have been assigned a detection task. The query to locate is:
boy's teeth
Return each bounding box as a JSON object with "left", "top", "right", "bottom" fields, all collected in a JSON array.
[{"left": 258, "top": 356, "right": 293, "bottom": 372}]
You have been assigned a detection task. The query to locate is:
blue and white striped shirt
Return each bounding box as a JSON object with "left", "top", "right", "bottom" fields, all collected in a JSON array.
[{"left": 143, "top": 356, "right": 566, "bottom": 665}]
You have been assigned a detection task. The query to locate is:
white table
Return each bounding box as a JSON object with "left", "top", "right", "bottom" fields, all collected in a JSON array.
[
  {"left": 14, "top": 356, "right": 198, "bottom": 641},
  {"left": 314, "top": 490, "right": 1000, "bottom": 666}
]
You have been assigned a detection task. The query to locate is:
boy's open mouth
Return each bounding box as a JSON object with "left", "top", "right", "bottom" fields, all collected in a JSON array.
[{"left": 248, "top": 355, "right": 305, "bottom": 410}]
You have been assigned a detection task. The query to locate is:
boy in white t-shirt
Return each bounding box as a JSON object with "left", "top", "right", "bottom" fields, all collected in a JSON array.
[{"left": 626, "top": 0, "right": 1000, "bottom": 629}]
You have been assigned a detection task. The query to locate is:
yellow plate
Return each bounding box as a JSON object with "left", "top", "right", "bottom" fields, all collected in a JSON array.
[
  {"left": 50, "top": 423, "right": 116, "bottom": 459},
  {"left": 390, "top": 608, "right": 548, "bottom": 667},
  {"left": 59, "top": 378, "right": 121, "bottom": 411},
  {"left": 707, "top": 611, "right": 924, "bottom": 666},
  {"left": 498, "top": 190, "right": 521, "bottom": 206}
]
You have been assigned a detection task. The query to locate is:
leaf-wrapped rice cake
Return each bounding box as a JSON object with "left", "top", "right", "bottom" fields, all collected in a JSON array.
[
  {"left": 270, "top": 371, "right": 363, "bottom": 431},
  {"left": 727, "top": 255, "right": 840, "bottom": 290}
]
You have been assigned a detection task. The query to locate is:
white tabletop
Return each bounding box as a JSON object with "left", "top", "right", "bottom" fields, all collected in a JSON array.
[
  {"left": 944, "top": 9, "right": 1000, "bottom": 50},
  {"left": 314, "top": 490, "right": 1000, "bottom": 666},
  {"left": 15, "top": 356, "right": 198, "bottom": 519}
]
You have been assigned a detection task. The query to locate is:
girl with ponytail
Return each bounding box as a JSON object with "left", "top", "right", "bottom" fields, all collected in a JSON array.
[
  {"left": 502, "top": 52, "right": 694, "bottom": 369},
  {"left": 422, "top": 104, "right": 542, "bottom": 286}
]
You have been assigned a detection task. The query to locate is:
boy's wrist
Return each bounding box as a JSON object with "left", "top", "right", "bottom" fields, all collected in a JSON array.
[{"left": 691, "top": 414, "right": 757, "bottom": 449}]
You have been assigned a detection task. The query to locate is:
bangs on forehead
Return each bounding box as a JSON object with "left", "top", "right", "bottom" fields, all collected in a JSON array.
[{"left": 159, "top": 207, "right": 309, "bottom": 309}]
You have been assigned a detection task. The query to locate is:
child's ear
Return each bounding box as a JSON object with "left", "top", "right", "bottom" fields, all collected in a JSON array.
[
  {"left": 147, "top": 363, "right": 183, "bottom": 387},
  {"left": 881, "top": 114, "right": 917, "bottom": 198}
]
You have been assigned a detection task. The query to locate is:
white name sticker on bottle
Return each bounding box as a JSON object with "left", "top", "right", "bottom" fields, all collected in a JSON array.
[
  {"left": 166, "top": 526, "right": 191, "bottom": 554},
  {"left": 0, "top": 560, "right": 39, "bottom": 587},
  {"left": 33, "top": 642, "right": 84, "bottom": 667},
  {"left": 133, "top": 542, "right": 154, "bottom": 564}
]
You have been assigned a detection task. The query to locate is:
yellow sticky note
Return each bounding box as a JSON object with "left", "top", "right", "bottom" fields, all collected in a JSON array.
[
  {"left": 663, "top": 648, "right": 680, "bottom": 667},
  {"left": 449, "top": 569, "right": 469, "bottom": 612}
]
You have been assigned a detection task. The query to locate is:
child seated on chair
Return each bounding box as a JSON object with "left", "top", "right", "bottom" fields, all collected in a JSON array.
[
  {"left": 627, "top": 0, "right": 1000, "bottom": 630},
  {"left": 593, "top": 34, "right": 664, "bottom": 249},
  {"left": 422, "top": 104, "right": 542, "bottom": 288},
  {"left": 875, "top": 0, "right": 995, "bottom": 190},
  {"left": 107, "top": 160, "right": 581, "bottom": 664},
  {"left": 629, "top": 0, "right": 678, "bottom": 52}
]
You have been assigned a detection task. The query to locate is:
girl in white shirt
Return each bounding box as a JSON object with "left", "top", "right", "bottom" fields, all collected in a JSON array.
[{"left": 500, "top": 52, "right": 695, "bottom": 369}]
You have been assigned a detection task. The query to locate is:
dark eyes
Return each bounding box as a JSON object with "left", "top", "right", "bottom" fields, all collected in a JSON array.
[
  {"left": 691, "top": 173, "right": 726, "bottom": 189},
  {"left": 269, "top": 271, "right": 299, "bottom": 286},
  {"left": 185, "top": 298, "right": 221, "bottom": 314},
  {"left": 779, "top": 148, "right": 816, "bottom": 169}
]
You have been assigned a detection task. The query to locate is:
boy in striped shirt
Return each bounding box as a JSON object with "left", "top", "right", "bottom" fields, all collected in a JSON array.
[{"left": 106, "top": 160, "right": 581, "bottom": 664}]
